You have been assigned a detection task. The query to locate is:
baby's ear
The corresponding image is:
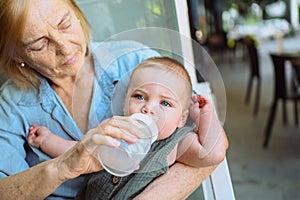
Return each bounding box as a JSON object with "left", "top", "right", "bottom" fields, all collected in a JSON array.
[{"left": 177, "top": 110, "right": 189, "bottom": 128}]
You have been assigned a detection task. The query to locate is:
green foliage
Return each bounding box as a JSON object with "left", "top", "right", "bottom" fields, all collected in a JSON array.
[{"left": 224, "top": 0, "right": 288, "bottom": 13}]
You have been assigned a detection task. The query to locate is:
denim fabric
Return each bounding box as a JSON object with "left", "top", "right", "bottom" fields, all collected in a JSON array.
[{"left": 0, "top": 41, "right": 160, "bottom": 199}]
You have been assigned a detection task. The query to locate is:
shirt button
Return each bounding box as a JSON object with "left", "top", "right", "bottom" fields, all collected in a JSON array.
[{"left": 112, "top": 176, "right": 121, "bottom": 185}]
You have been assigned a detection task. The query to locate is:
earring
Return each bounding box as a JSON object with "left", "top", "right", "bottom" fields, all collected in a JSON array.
[{"left": 20, "top": 63, "right": 25, "bottom": 67}]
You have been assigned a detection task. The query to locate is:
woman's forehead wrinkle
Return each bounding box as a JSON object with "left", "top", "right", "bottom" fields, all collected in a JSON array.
[{"left": 23, "top": 2, "right": 68, "bottom": 45}]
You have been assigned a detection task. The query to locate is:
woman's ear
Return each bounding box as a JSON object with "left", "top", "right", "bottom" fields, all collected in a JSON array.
[
  {"left": 13, "top": 53, "right": 26, "bottom": 65},
  {"left": 177, "top": 109, "right": 189, "bottom": 128}
]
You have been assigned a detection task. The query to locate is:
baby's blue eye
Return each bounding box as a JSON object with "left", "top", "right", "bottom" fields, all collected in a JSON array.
[
  {"left": 161, "top": 101, "right": 171, "bottom": 107},
  {"left": 134, "top": 94, "right": 145, "bottom": 100}
]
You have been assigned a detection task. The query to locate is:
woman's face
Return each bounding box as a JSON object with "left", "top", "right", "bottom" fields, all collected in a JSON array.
[
  {"left": 19, "top": 0, "right": 87, "bottom": 81},
  {"left": 123, "top": 67, "right": 189, "bottom": 140}
]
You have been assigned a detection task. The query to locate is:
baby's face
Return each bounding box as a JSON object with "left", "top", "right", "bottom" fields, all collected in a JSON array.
[{"left": 123, "top": 67, "right": 189, "bottom": 140}]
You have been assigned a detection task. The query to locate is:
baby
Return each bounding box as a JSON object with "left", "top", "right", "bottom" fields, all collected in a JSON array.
[{"left": 28, "top": 57, "right": 227, "bottom": 199}]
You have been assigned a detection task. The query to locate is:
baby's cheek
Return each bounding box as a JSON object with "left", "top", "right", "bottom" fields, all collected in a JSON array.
[
  {"left": 125, "top": 104, "right": 140, "bottom": 116},
  {"left": 157, "top": 120, "right": 178, "bottom": 140}
]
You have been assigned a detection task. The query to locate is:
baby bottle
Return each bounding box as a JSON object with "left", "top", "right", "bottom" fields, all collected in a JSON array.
[{"left": 98, "top": 113, "right": 158, "bottom": 177}]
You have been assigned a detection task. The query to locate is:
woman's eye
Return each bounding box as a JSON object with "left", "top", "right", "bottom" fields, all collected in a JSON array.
[
  {"left": 161, "top": 101, "right": 171, "bottom": 107},
  {"left": 60, "top": 20, "right": 72, "bottom": 30},
  {"left": 27, "top": 40, "right": 48, "bottom": 52}
]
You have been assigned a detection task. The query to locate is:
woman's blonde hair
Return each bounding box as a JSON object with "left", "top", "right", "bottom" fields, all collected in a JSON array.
[{"left": 0, "top": 0, "right": 90, "bottom": 90}]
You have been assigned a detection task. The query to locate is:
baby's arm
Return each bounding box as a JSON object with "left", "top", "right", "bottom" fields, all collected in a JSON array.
[
  {"left": 176, "top": 95, "right": 228, "bottom": 167},
  {"left": 28, "top": 124, "right": 77, "bottom": 158}
]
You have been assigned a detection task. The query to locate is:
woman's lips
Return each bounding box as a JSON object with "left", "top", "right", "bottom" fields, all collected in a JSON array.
[{"left": 63, "top": 54, "right": 77, "bottom": 65}]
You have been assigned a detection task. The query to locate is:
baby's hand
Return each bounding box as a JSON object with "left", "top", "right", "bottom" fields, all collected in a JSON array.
[
  {"left": 189, "top": 95, "right": 211, "bottom": 122},
  {"left": 28, "top": 124, "right": 50, "bottom": 148},
  {"left": 192, "top": 95, "right": 207, "bottom": 108}
]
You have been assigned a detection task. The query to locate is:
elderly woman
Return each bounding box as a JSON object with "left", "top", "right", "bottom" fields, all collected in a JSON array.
[{"left": 0, "top": 0, "right": 222, "bottom": 199}]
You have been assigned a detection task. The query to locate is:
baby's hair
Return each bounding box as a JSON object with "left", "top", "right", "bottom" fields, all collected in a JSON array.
[{"left": 133, "top": 57, "right": 193, "bottom": 108}]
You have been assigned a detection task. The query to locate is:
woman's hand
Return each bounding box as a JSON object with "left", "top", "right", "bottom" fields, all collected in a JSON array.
[{"left": 55, "top": 115, "right": 141, "bottom": 180}]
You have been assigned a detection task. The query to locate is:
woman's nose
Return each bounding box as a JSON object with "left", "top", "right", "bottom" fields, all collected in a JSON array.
[
  {"left": 55, "top": 39, "right": 71, "bottom": 55},
  {"left": 52, "top": 34, "right": 71, "bottom": 56}
]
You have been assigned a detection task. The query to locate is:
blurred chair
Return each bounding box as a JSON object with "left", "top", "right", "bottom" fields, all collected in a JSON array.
[
  {"left": 206, "top": 32, "right": 228, "bottom": 52},
  {"left": 206, "top": 32, "right": 235, "bottom": 61},
  {"left": 263, "top": 54, "right": 300, "bottom": 148},
  {"left": 243, "top": 37, "right": 261, "bottom": 115},
  {"left": 291, "top": 59, "right": 300, "bottom": 95}
]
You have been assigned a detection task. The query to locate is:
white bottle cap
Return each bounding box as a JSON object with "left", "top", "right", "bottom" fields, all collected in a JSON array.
[{"left": 130, "top": 113, "right": 158, "bottom": 143}]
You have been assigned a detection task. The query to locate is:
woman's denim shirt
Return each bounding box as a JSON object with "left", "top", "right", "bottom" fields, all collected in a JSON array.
[{"left": 0, "top": 41, "right": 160, "bottom": 199}]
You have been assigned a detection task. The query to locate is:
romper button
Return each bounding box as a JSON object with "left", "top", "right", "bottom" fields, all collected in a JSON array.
[{"left": 112, "top": 176, "right": 120, "bottom": 185}]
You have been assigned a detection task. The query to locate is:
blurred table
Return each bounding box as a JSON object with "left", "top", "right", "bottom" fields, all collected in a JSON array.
[
  {"left": 263, "top": 51, "right": 300, "bottom": 147},
  {"left": 272, "top": 51, "right": 300, "bottom": 60},
  {"left": 271, "top": 52, "right": 300, "bottom": 84},
  {"left": 270, "top": 51, "right": 300, "bottom": 87}
]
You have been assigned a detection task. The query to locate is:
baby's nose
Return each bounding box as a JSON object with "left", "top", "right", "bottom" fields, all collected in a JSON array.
[{"left": 141, "top": 104, "right": 154, "bottom": 115}]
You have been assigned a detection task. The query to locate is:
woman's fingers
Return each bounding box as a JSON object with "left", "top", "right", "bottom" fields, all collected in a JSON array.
[
  {"left": 100, "top": 125, "right": 138, "bottom": 143},
  {"left": 58, "top": 115, "right": 146, "bottom": 178},
  {"left": 92, "top": 133, "right": 121, "bottom": 147},
  {"left": 98, "top": 116, "right": 141, "bottom": 143}
]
